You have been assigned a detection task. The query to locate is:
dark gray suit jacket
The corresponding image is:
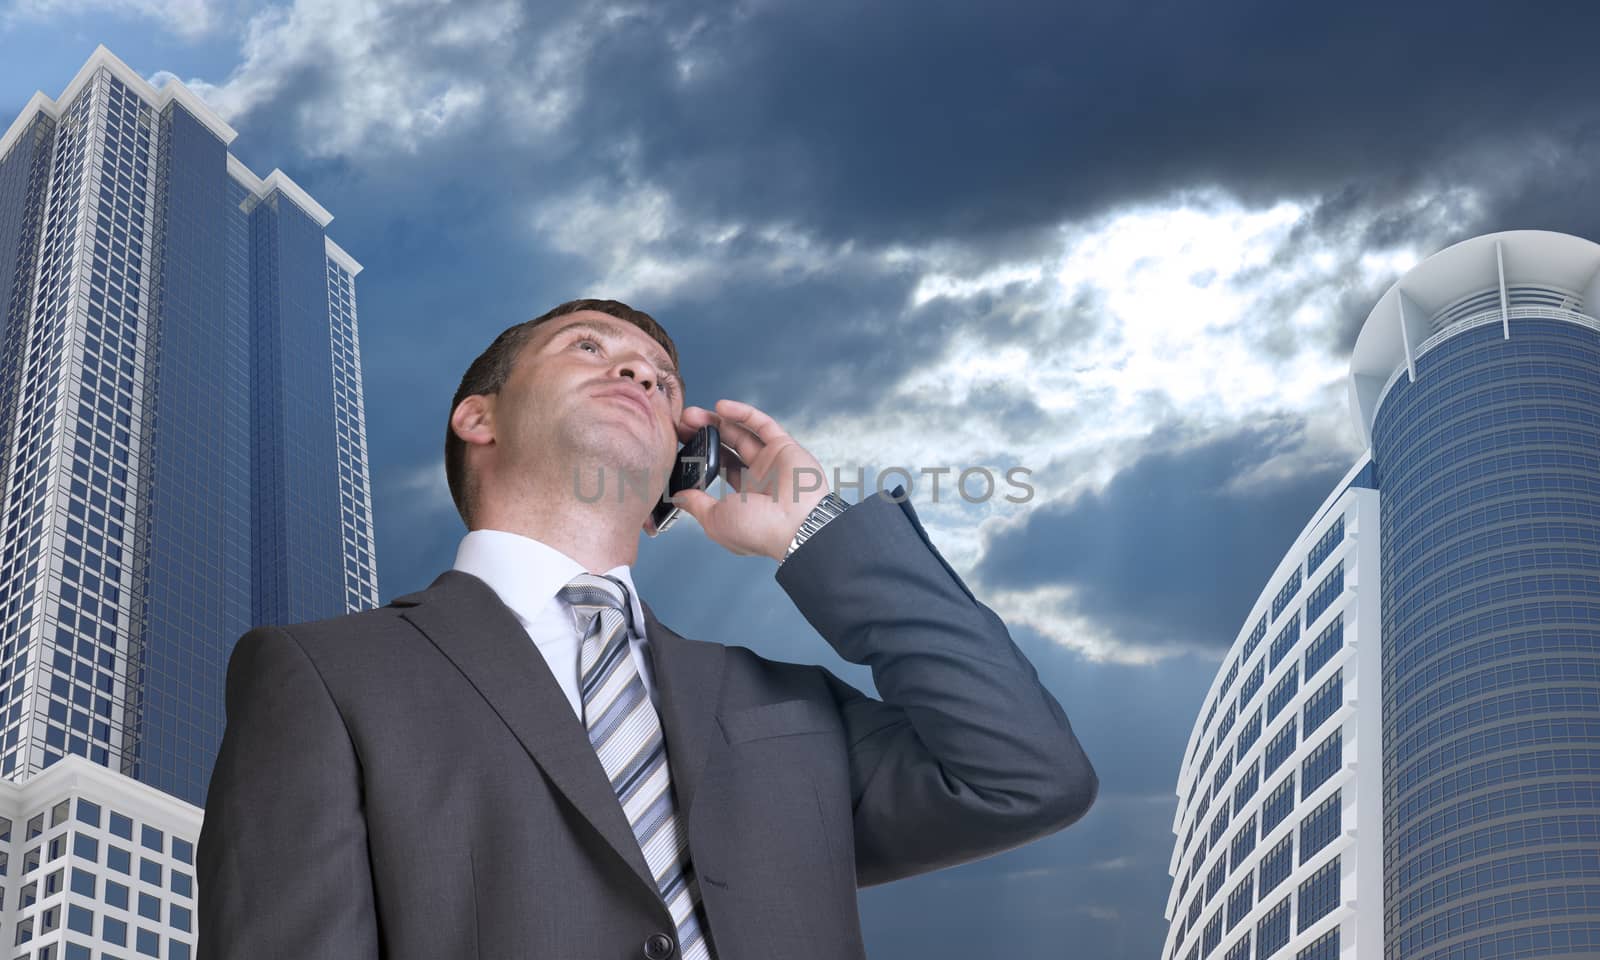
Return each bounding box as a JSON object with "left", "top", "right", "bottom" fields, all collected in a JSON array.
[{"left": 196, "top": 488, "right": 1097, "bottom": 959}]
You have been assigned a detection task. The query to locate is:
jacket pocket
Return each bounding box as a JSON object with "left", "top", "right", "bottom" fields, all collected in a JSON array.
[{"left": 717, "top": 697, "right": 837, "bottom": 744}]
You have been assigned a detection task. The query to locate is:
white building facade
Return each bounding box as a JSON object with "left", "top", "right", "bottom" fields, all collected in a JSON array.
[
  {"left": 1164, "top": 230, "right": 1600, "bottom": 960},
  {"left": 0, "top": 756, "right": 200, "bottom": 960},
  {"left": 1163, "top": 457, "right": 1383, "bottom": 960}
]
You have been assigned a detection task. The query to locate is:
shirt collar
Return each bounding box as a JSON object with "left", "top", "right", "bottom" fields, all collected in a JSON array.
[{"left": 452, "top": 529, "right": 648, "bottom": 643}]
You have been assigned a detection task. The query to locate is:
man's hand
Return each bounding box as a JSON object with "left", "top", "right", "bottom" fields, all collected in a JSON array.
[{"left": 671, "top": 398, "right": 829, "bottom": 561}]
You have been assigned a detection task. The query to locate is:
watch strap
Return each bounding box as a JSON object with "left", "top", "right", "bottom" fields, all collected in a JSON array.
[{"left": 780, "top": 492, "right": 851, "bottom": 564}]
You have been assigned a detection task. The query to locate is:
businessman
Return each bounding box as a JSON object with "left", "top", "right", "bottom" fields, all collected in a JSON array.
[{"left": 197, "top": 298, "right": 1098, "bottom": 959}]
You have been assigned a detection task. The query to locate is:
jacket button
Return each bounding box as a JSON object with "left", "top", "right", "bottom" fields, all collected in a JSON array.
[{"left": 643, "top": 933, "right": 675, "bottom": 960}]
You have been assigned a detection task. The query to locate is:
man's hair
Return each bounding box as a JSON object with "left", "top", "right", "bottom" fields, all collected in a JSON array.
[{"left": 445, "top": 298, "right": 681, "bottom": 528}]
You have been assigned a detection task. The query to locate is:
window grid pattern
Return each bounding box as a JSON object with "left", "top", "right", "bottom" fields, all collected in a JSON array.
[
  {"left": 1236, "top": 708, "right": 1263, "bottom": 761},
  {"left": 1272, "top": 568, "right": 1302, "bottom": 622},
  {"left": 1213, "top": 747, "right": 1234, "bottom": 800},
  {"left": 1239, "top": 658, "right": 1266, "bottom": 710},
  {"left": 1374, "top": 320, "right": 1600, "bottom": 958},
  {"left": 1265, "top": 718, "right": 1297, "bottom": 778},
  {"left": 1210, "top": 799, "right": 1232, "bottom": 848},
  {"left": 1267, "top": 665, "right": 1299, "bottom": 724},
  {"left": 0, "top": 70, "right": 157, "bottom": 782},
  {"left": 1219, "top": 657, "right": 1241, "bottom": 701},
  {"left": 1262, "top": 774, "right": 1296, "bottom": 835},
  {"left": 326, "top": 258, "right": 378, "bottom": 613},
  {"left": 1233, "top": 758, "right": 1261, "bottom": 812},
  {"left": 1256, "top": 897, "right": 1290, "bottom": 959},
  {"left": 1226, "top": 873, "right": 1254, "bottom": 931},
  {"left": 1296, "top": 928, "right": 1338, "bottom": 960},
  {"left": 1299, "top": 789, "right": 1342, "bottom": 865},
  {"left": 1259, "top": 833, "right": 1294, "bottom": 897},
  {"left": 1269, "top": 613, "right": 1301, "bottom": 669},
  {"left": 1306, "top": 515, "right": 1345, "bottom": 577},
  {"left": 1206, "top": 854, "right": 1227, "bottom": 903},
  {"left": 1303, "top": 614, "right": 1343, "bottom": 683},
  {"left": 1302, "top": 670, "right": 1343, "bottom": 738},
  {"left": 11, "top": 794, "right": 196, "bottom": 959},
  {"left": 1304, "top": 561, "right": 1344, "bottom": 626},
  {"left": 1301, "top": 728, "right": 1342, "bottom": 800},
  {"left": 1242, "top": 614, "right": 1267, "bottom": 663},
  {"left": 1296, "top": 857, "right": 1340, "bottom": 933},
  {"left": 0, "top": 61, "right": 373, "bottom": 810},
  {"left": 1203, "top": 909, "right": 1223, "bottom": 955},
  {"left": 1230, "top": 813, "right": 1257, "bottom": 872}
]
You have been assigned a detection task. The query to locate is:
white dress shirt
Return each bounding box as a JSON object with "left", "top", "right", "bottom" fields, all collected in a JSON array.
[{"left": 452, "top": 529, "right": 658, "bottom": 720}]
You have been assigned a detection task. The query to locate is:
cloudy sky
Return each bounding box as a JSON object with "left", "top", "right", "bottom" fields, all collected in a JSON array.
[{"left": 7, "top": 1, "right": 1600, "bottom": 956}]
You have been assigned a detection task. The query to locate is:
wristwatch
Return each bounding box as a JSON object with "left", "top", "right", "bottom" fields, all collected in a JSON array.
[{"left": 780, "top": 492, "right": 851, "bottom": 564}]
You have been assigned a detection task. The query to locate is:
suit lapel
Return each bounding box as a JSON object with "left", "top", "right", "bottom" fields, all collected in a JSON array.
[
  {"left": 396, "top": 570, "right": 658, "bottom": 897},
  {"left": 393, "top": 570, "right": 728, "bottom": 899},
  {"left": 640, "top": 601, "right": 726, "bottom": 821}
]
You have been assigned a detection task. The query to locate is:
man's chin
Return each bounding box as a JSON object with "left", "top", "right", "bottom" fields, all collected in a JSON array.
[{"left": 568, "top": 450, "right": 673, "bottom": 501}]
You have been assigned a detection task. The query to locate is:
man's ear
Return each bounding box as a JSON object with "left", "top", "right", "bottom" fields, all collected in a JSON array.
[{"left": 451, "top": 395, "right": 494, "bottom": 447}]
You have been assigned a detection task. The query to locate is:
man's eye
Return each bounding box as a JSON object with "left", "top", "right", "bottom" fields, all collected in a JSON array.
[{"left": 577, "top": 339, "right": 600, "bottom": 353}]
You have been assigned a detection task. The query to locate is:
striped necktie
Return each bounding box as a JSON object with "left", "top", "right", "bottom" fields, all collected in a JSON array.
[{"left": 560, "top": 573, "right": 715, "bottom": 960}]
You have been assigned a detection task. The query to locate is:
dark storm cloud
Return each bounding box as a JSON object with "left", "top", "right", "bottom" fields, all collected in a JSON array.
[
  {"left": 565, "top": 0, "right": 1600, "bottom": 250},
  {"left": 975, "top": 416, "right": 1352, "bottom": 653}
]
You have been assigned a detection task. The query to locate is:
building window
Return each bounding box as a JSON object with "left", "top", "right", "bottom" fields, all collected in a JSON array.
[
  {"left": 1303, "top": 614, "right": 1342, "bottom": 681},
  {"left": 1242, "top": 614, "right": 1267, "bottom": 662},
  {"left": 1239, "top": 659, "right": 1266, "bottom": 708},
  {"left": 72, "top": 833, "right": 98, "bottom": 862},
  {"left": 1213, "top": 749, "right": 1235, "bottom": 800},
  {"left": 1296, "top": 926, "right": 1338, "bottom": 960},
  {"left": 1265, "top": 718, "right": 1297, "bottom": 777},
  {"left": 1266, "top": 666, "right": 1299, "bottom": 724},
  {"left": 1271, "top": 568, "right": 1303, "bottom": 622},
  {"left": 1259, "top": 833, "right": 1293, "bottom": 897},
  {"left": 1304, "top": 561, "right": 1343, "bottom": 625},
  {"left": 1262, "top": 775, "right": 1296, "bottom": 835},
  {"left": 1269, "top": 613, "right": 1301, "bottom": 669},
  {"left": 1236, "top": 708, "right": 1263, "bottom": 761},
  {"left": 1296, "top": 857, "right": 1340, "bottom": 932},
  {"left": 1301, "top": 729, "right": 1343, "bottom": 800},
  {"left": 1203, "top": 909, "right": 1223, "bottom": 955},
  {"left": 1299, "top": 790, "right": 1342, "bottom": 865},
  {"left": 1256, "top": 897, "right": 1290, "bottom": 958},
  {"left": 1229, "top": 814, "right": 1257, "bottom": 872},
  {"left": 1209, "top": 799, "right": 1232, "bottom": 848},
  {"left": 1226, "top": 873, "right": 1254, "bottom": 931},
  {"left": 1233, "top": 759, "right": 1261, "bottom": 812},
  {"left": 1302, "top": 670, "right": 1343, "bottom": 737},
  {"left": 1207, "top": 855, "right": 1227, "bottom": 902},
  {"left": 1305, "top": 515, "right": 1344, "bottom": 576}
]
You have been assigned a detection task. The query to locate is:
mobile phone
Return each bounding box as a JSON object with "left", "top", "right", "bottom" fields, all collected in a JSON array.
[{"left": 647, "top": 425, "right": 721, "bottom": 536}]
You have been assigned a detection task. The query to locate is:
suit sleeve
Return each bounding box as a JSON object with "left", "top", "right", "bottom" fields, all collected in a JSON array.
[
  {"left": 196, "top": 625, "right": 380, "bottom": 959},
  {"left": 775, "top": 487, "right": 1098, "bottom": 888}
]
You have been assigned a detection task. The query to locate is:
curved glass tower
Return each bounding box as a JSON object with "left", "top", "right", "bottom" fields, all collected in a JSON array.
[
  {"left": 1166, "top": 230, "right": 1600, "bottom": 960},
  {"left": 1358, "top": 233, "right": 1600, "bottom": 960}
]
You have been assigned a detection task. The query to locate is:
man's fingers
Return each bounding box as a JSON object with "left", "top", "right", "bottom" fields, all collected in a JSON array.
[
  {"left": 716, "top": 415, "right": 765, "bottom": 467},
  {"left": 715, "top": 398, "right": 788, "bottom": 447},
  {"left": 676, "top": 405, "right": 713, "bottom": 443},
  {"left": 718, "top": 442, "right": 747, "bottom": 491}
]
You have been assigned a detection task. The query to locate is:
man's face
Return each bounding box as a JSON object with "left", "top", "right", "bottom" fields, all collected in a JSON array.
[{"left": 487, "top": 310, "right": 684, "bottom": 506}]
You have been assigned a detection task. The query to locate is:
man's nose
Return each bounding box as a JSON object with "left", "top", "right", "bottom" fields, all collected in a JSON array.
[{"left": 615, "top": 358, "right": 660, "bottom": 393}]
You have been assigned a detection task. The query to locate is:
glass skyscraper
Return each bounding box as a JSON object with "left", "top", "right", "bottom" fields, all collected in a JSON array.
[
  {"left": 0, "top": 46, "right": 374, "bottom": 801},
  {"left": 1163, "top": 229, "right": 1600, "bottom": 960}
]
